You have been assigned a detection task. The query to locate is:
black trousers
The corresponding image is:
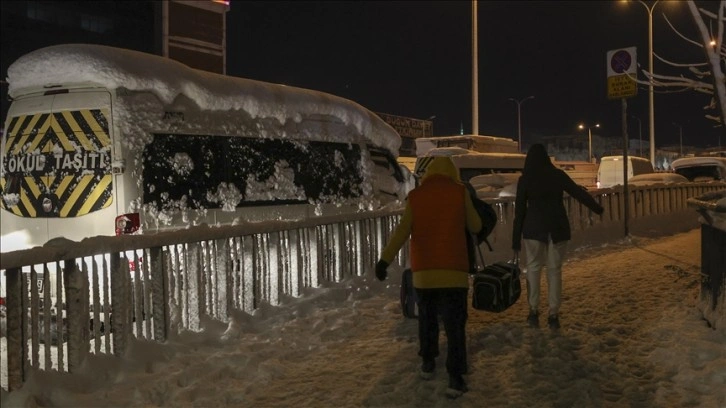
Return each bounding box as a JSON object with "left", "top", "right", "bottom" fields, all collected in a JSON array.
[{"left": 415, "top": 287, "right": 468, "bottom": 376}]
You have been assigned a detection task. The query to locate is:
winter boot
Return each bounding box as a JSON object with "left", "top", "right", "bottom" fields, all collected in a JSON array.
[
  {"left": 548, "top": 314, "right": 560, "bottom": 330},
  {"left": 445, "top": 374, "right": 468, "bottom": 399},
  {"left": 527, "top": 310, "right": 539, "bottom": 328},
  {"left": 420, "top": 358, "right": 435, "bottom": 380}
]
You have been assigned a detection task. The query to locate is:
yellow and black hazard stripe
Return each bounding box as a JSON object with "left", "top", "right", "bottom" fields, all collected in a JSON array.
[
  {"left": 1, "top": 109, "right": 113, "bottom": 218},
  {"left": 413, "top": 156, "right": 435, "bottom": 178}
]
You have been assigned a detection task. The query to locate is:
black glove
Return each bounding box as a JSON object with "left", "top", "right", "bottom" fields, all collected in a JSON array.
[
  {"left": 375, "top": 260, "right": 389, "bottom": 281},
  {"left": 594, "top": 204, "right": 604, "bottom": 215}
]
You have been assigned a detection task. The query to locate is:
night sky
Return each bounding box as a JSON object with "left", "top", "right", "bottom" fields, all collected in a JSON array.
[{"left": 226, "top": 1, "right": 724, "bottom": 149}]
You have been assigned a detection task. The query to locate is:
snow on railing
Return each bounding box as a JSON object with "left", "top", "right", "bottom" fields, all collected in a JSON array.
[
  {"left": 0, "top": 209, "right": 406, "bottom": 392},
  {"left": 2, "top": 182, "right": 725, "bottom": 392}
]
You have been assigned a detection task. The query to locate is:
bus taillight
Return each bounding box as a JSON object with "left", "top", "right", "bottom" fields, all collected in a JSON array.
[{"left": 115, "top": 213, "right": 140, "bottom": 236}]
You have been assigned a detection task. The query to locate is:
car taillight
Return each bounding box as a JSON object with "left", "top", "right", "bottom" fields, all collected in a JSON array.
[{"left": 115, "top": 213, "right": 140, "bottom": 236}]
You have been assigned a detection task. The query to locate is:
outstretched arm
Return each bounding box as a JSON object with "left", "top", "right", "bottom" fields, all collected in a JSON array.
[{"left": 562, "top": 174, "right": 604, "bottom": 214}]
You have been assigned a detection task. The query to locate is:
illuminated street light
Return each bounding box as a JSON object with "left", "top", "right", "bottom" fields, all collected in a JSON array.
[
  {"left": 578, "top": 123, "right": 600, "bottom": 162},
  {"left": 508, "top": 96, "right": 535, "bottom": 152}
]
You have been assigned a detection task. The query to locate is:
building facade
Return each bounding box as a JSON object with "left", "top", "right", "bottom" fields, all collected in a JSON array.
[{"left": 1, "top": 0, "right": 228, "bottom": 124}]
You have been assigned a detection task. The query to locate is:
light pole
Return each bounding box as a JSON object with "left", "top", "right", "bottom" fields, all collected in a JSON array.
[
  {"left": 472, "top": 0, "right": 478, "bottom": 135},
  {"left": 426, "top": 115, "right": 436, "bottom": 137},
  {"left": 508, "top": 96, "right": 534, "bottom": 152},
  {"left": 578, "top": 123, "right": 600, "bottom": 162},
  {"left": 630, "top": 0, "right": 660, "bottom": 166},
  {"left": 630, "top": 115, "right": 642, "bottom": 157},
  {"left": 673, "top": 122, "right": 683, "bottom": 156}
]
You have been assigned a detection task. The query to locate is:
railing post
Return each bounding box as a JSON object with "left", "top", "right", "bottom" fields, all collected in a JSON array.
[
  {"left": 6, "top": 268, "right": 25, "bottom": 391},
  {"left": 186, "top": 243, "right": 201, "bottom": 331},
  {"left": 63, "top": 258, "right": 89, "bottom": 373},
  {"left": 288, "top": 230, "right": 302, "bottom": 297},
  {"left": 110, "top": 254, "right": 129, "bottom": 355},
  {"left": 214, "top": 239, "right": 229, "bottom": 321},
  {"left": 149, "top": 246, "right": 168, "bottom": 342}
]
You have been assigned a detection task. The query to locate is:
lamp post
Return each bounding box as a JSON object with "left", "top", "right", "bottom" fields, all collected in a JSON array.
[
  {"left": 630, "top": 115, "right": 642, "bottom": 157},
  {"left": 508, "top": 96, "right": 534, "bottom": 152},
  {"left": 673, "top": 122, "right": 683, "bottom": 156},
  {"left": 631, "top": 0, "right": 661, "bottom": 166},
  {"left": 425, "top": 115, "right": 436, "bottom": 137},
  {"left": 578, "top": 123, "right": 600, "bottom": 162}
]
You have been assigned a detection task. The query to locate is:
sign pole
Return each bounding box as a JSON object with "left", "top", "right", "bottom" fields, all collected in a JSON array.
[
  {"left": 622, "top": 98, "right": 629, "bottom": 237},
  {"left": 606, "top": 46, "right": 637, "bottom": 238}
]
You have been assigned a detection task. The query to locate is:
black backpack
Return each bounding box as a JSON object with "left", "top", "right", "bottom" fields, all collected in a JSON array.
[{"left": 464, "top": 182, "right": 497, "bottom": 250}]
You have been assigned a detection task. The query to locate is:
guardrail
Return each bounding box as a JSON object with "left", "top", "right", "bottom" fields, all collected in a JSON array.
[
  {"left": 1, "top": 181, "right": 724, "bottom": 392},
  {"left": 0, "top": 209, "right": 408, "bottom": 392}
]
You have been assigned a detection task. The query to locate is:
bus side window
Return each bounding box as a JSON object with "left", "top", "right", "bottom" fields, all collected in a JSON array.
[
  {"left": 142, "top": 134, "right": 224, "bottom": 210},
  {"left": 303, "top": 141, "right": 363, "bottom": 200}
]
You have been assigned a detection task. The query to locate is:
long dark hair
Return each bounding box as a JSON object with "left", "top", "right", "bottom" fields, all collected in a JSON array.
[{"left": 523, "top": 143, "right": 554, "bottom": 174}]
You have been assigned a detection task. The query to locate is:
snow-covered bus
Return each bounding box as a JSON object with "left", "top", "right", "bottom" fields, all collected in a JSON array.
[{"left": 0, "top": 44, "right": 410, "bottom": 254}]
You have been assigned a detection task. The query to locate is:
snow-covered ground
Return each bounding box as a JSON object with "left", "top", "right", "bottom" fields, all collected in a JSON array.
[{"left": 1, "top": 228, "right": 724, "bottom": 407}]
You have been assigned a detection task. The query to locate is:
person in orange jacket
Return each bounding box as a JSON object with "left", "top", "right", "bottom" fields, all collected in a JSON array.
[{"left": 375, "top": 156, "right": 482, "bottom": 399}]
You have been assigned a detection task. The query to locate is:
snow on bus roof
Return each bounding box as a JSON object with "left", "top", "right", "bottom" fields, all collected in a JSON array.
[{"left": 6, "top": 43, "right": 400, "bottom": 154}]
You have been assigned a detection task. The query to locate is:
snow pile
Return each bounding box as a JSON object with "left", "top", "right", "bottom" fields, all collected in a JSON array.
[{"left": 6, "top": 44, "right": 401, "bottom": 155}]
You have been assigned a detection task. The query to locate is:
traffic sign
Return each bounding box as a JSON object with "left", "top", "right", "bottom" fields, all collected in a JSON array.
[{"left": 607, "top": 47, "right": 638, "bottom": 99}]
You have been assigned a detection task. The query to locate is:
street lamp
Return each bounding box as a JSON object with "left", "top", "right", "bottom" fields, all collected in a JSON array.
[
  {"left": 626, "top": 0, "right": 661, "bottom": 166},
  {"left": 578, "top": 123, "right": 600, "bottom": 162},
  {"left": 508, "top": 96, "right": 534, "bottom": 152},
  {"left": 672, "top": 122, "right": 683, "bottom": 156},
  {"left": 630, "top": 115, "right": 642, "bottom": 157}
]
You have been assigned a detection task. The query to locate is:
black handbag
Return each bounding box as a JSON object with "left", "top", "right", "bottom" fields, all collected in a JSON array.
[{"left": 471, "top": 243, "right": 521, "bottom": 312}]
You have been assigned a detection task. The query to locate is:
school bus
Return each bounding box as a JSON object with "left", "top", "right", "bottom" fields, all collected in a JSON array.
[{"left": 1, "top": 44, "right": 409, "bottom": 256}]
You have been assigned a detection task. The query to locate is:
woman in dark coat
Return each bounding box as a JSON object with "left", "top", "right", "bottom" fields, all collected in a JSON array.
[{"left": 512, "top": 144, "right": 604, "bottom": 329}]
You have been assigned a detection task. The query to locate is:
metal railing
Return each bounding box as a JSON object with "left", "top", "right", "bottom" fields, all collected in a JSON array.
[
  {"left": 0, "top": 209, "right": 407, "bottom": 391},
  {"left": 1, "top": 181, "right": 724, "bottom": 392}
]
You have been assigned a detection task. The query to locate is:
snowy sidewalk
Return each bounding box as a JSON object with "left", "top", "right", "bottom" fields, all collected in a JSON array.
[{"left": 3, "top": 229, "right": 725, "bottom": 408}]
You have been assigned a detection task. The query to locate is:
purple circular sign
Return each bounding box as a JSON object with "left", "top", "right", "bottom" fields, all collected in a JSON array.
[{"left": 611, "top": 50, "right": 632, "bottom": 74}]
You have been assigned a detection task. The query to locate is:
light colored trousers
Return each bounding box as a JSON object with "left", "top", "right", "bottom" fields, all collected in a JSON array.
[{"left": 523, "top": 238, "right": 568, "bottom": 316}]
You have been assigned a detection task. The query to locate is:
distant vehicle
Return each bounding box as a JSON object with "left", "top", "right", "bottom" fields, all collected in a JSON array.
[
  {"left": 415, "top": 134, "right": 519, "bottom": 157},
  {"left": 627, "top": 173, "right": 689, "bottom": 186},
  {"left": 671, "top": 156, "right": 726, "bottom": 182},
  {"left": 553, "top": 160, "right": 598, "bottom": 189},
  {"left": 396, "top": 156, "right": 417, "bottom": 173},
  {"left": 469, "top": 173, "right": 520, "bottom": 199},
  {"left": 597, "top": 156, "right": 654, "bottom": 188},
  {"left": 413, "top": 148, "right": 526, "bottom": 182}
]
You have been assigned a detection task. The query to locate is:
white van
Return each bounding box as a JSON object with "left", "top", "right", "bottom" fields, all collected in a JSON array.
[
  {"left": 671, "top": 156, "right": 726, "bottom": 182},
  {"left": 414, "top": 148, "right": 526, "bottom": 182},
  {"left": 0, "top": 44, "right": 410, "bottom": 253},
  {"left": 596, "top": 156, "right": 654, "bottom": 189},
  {"left": 415, "top": 134, "right": 519, "bottom": 157}
]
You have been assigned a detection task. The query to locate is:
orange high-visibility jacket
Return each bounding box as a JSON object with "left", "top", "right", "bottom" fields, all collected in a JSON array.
[{"left": 380, "top": 156, "right": 482, "bottom": 289}]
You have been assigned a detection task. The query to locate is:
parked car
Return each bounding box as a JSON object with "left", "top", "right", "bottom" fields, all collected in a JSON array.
[
  {"left": 628, "top": 173, "right": 689, "bottom": 186},
  {"left": 671, "top": 156, "right": 726, "bottom": 182},
  {"left": 469, "top": 173, "right": 520, "bottom": 199}
]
